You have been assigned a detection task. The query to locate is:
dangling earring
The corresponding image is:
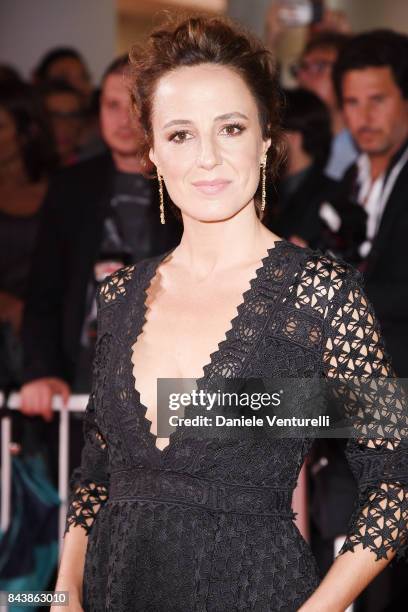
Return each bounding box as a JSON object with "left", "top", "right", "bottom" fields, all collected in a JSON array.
[
  {"left": 260, "top": 154, "right": 267, "bottom": 212},
  {"left": 157, "top": 171, "right": 165, "bottom": 225}
]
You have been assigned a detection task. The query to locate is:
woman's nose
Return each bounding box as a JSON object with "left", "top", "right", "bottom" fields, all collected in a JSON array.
[{"left": 196, "top": 137, "right": 222, "bottom": 170}]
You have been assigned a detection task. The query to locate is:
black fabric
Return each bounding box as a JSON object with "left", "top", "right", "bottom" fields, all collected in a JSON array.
[
  {"left": 0, "top": 209, "right": 41, "bottom": 300},
  {"left": 266, "top": 165, "right": 337, "bottom": 241},
  {"left": 110, "top": 171, "right": 153, "bottom": 261},
  {"left": 74, "top": 169, "right": 158, "bottom": 392},
  {"left": 65, "top": 241, "right": 408, "bottom": 611},
  {"left": 309, "top": 439, "right": 358, "bottom": 540},
  {"left": 0, "top": 208, "right": 42, "bottom": 390},
  {"left": 265, "top": 164, "right": 367, "bottom": 265},
  {"left": 340, "top": 154, "right": 408, "bottom": 377},
  {"left": 22, "top": 152, "right": 182, "bottom": 386}
]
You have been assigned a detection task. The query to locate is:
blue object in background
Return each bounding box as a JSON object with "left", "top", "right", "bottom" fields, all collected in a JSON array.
[{"left": 0, "top": 453, "right": 59, "bottom": 611}]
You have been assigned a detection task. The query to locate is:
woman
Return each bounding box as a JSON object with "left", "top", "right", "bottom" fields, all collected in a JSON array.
[
  {"left": 54, "top": 16, "right": 408, "bottom": 612},
  {"left": 0, "top": 80, "right": 56, "bottom": 388}
]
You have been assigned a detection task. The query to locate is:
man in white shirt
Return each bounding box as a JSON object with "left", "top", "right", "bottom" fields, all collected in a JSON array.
[{"left": 334, "top": 29, "right": 408, "bottom": 378}]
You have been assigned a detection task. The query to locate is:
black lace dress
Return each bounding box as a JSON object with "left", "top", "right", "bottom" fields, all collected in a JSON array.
[{"left": 65, "top": 240, "right": 408, "bottom": 612}]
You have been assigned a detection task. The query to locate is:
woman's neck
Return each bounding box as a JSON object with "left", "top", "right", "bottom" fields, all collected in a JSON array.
[{"left": 174, "top": 201, "right": 279, "bottom": 279}]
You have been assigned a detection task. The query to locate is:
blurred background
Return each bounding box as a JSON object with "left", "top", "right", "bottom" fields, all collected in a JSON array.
[
  {"left": 2, "top": 0, "right": 408, "bottom": 82},
  {"left": 1, "top": 1, "right": 408, "bottom": 611}
]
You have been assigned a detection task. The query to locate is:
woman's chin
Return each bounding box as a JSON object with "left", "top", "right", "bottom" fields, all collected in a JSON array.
[{"left": 181, "top": 203, "right": 248, "bottom": 224}]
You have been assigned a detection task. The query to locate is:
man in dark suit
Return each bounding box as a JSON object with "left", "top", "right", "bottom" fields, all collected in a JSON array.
[
  {"left": 20, "top": 56, "right": 181, "bottom": 422},
  {"left": 309, "top": 31, "right": 408, "bottom": 612},
  {"left": 334, "top": 30, "right": 408, "bottom": 379}
]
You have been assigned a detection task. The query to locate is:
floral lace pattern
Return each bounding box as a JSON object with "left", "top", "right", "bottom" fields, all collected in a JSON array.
[
  {"left": 322, "top": 265, "right": 408, "bottom": 561},
  {"left": 64, "top": 392, "right": 109, "bottom": 535},
  {"left": 64, "top": 241, "right": 408, "bottom": 610}
]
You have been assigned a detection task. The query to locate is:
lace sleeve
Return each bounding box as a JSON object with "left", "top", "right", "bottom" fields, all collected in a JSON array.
[
  {"left": 322, "top": 263, "right": 408, "bottom": 562},
  {"left": 64, "top": 286, "right": 110, "bottom": 537}
]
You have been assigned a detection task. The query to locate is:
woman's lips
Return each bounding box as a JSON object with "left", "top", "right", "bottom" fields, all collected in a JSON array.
[{"left": 192, "top": 179, "right": 231, "bottom": 195}]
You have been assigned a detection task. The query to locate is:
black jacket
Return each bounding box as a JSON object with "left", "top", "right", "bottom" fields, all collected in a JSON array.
[
  {"left": 22, "top": 152, "right": 182, "bottom": 384},
  {"left": 265, "top": 164, "right": 366, "bottom": 265},
  {"left": 340, "top": 156, "right": 408, "bottom": 377}
]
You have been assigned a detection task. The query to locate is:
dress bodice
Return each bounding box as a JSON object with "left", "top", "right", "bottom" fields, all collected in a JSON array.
[{"left": 65, "top": 241, "right": 408, "bottom": 612}]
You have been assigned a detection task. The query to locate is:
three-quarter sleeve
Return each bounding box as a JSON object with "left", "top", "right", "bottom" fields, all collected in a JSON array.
[
  {"left": 64, "top": 286, "right": 110, "bottom": 536},
  {"left": 322, "top": 263, "right": 408, "bottom": 562}
]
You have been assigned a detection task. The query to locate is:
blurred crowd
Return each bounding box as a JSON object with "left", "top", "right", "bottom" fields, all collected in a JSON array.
[{"left": 1, "top": 2, "right": 408, "bottom": 610}]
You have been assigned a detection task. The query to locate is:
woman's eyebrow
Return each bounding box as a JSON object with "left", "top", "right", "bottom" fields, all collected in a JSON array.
[
  {"left": 163, "top": 119, "right": 193, "bottom": 129},
  {"left": 215, "top": 112, "right": 249, "bottom": 121},
  {"left": 162, "top": 112, "right": 249, "bottom": 130}
]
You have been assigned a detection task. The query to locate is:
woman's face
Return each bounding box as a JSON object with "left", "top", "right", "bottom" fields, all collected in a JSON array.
[
  {"left": 0, "top": 106, "right": 20, "bottom": 166},
  {"left": 149, "top": 64, "right": 270, "bottom": 223}
]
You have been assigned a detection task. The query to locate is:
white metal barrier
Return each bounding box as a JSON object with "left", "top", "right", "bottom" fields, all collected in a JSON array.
[{"left": 0, "top": 393, "right": 88, "bottom": 557}]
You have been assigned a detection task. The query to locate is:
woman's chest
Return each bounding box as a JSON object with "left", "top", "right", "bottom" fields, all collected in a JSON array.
[
  {"left": 95, "top": 262, "right": 331, "bottom": 471},
  {"left": 131, "top": 283, "right": 254, "bottom": 381}
]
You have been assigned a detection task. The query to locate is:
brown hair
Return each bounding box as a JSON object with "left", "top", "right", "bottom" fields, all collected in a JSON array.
[
  {"left": 302, "top": 32, "right": 350, "bottom": 58},
  {"left": 101, "top": 54, "right": 131, "bottom": 86},
  {"left": 130, "top": 14, "right": 285, "bottom": 219}
]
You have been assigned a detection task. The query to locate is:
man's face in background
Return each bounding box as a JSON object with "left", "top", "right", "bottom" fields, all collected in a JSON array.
[
  {"left": 341, "top": 66, "right": 408, "bottom": 157},
  {"left": 100, "top": 73, "right": 144, "bottom": 158}
]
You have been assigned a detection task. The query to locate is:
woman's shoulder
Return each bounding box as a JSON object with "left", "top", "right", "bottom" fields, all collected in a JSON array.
[
  {"left": 97, "top": 252, "right": 165, "bottom": 309},
  {"left": 277, "top": 239, "right": 361, "bottom": 283},
  {"left": 277, "top": 240, "right": 364, "bottom": 315}
]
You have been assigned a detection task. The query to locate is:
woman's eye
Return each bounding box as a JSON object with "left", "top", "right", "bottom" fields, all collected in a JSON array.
[
  {"left": 220, "top": 123, "right": 245, "bottom": 136},
  {"left": 169, "top": 130, "right": 192, "bottom": 143}
]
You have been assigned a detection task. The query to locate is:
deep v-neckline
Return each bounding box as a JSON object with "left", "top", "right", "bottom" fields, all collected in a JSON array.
[{"left": 127, "top": 239, "right": 287, "bottom": 456}]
